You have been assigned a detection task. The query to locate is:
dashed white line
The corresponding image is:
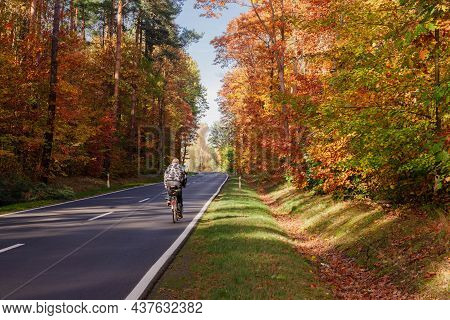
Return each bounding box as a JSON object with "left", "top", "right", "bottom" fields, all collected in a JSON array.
[
  {"left": 0, "top": 243, "right": 25, "bottom": 254},
  {"left": 139, "top": 198, "right": 150, "bottom": 203},
  {"left": 1, "top": 182, "right": 162, "bottom": 218},
  {"left": 88, "top": 211, "right": 114, "bottom": 221}
]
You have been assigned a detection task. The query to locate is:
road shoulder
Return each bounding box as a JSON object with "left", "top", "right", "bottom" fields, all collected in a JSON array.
[
  {"left": 148, "top": 177, "right": 332, "bottom": 299},
  {"left": 0, "top": 176, "right": 162, "bottom": 216}
]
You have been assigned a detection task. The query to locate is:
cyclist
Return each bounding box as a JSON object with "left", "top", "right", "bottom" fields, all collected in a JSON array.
[{"left": 164, "top": 158, "right": 187, "bottom": 217}]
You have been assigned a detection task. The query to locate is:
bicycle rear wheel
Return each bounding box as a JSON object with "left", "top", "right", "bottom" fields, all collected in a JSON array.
[{"left": 171, "top": 198, "right": 177, "bottom": 223}]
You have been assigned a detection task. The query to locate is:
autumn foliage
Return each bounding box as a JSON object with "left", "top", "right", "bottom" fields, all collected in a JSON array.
[
  {"left": 205, "top": 0, "right": 449, "bottom": 203},
  {"left": 0, "top": 0, "right": 207, "bottom": 204}
]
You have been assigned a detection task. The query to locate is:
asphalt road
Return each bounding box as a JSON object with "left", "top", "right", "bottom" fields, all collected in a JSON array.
[{"left": 0, "top": 172, "right": 227, "bottom": 300}]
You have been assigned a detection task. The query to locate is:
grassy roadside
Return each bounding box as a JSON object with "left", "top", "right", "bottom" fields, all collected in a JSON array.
[
  {"left": 0, "top": 175, "right": 162, "bottom": 215},
  {"left": 149, "top": 177, "right": 332, "bottom": 299},
  {"left": 264, "top": 183, "right": 449, "bottom": 299}
]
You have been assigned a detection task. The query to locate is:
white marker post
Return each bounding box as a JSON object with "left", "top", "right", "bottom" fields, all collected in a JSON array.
[
  {"left": 239, "top": 176, "right": 241, "bottom": 189},
  {"left": 107, "top": 173, "right": 110, "bottom": 189}
]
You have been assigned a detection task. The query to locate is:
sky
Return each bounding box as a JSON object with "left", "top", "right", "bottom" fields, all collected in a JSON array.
[{"left": 176, "top": 0, "right": 245, "bottom": 126}]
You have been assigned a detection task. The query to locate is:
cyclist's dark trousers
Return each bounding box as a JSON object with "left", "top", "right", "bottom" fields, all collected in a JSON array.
[
  {"left": 177, "top": 189, "right": 183, "bottom": 207},
  {"left": 167, "top": 189, "right": 183, "bottom": 207},
  {"left": 166, "top": 181, "right": 183, "bottom": 207}
]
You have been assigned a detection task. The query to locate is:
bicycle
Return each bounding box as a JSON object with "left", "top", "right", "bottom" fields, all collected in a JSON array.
[{"left": 168, "top": 186, "right": 182, "bottom": 223}]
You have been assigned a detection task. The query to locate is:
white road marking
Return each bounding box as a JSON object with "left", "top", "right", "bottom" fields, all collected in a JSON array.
[
  {"left": 1, "top": 182, "right": 162, "bottom": 218},
  {"left": 88, "top": 211, "right": 114, "bottom": 221},
  {"left": 2, "top": 190, "right": 166, "bottom": 299},
  {"left": 126, "top": 174, "right": 229, "bottom": 300},
  {"left": 0, "top": 243, "right": 25, "bottom": 254},
  {"left": 139, "top": 198, "right": 150, "bottom": 203}
]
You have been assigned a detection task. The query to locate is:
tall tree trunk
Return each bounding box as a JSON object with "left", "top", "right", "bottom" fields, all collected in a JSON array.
[
  {"left": 74, "top": 7, "right": 78, "bottom": 31},
  {"left": 113, "top": 0, "right": 122, "bottom": 128},
  {"left": 181, "top": 138, "right": 188, "bottom": 165},
  {"left": 174, "top": 130, "right": 182, "bottom": 160},
  {"left": 279, "top": 0, "right": 289, "bottom": 137},
  {"left": 130, "top": 84, "right": 137, "bottom": 152},
  {"left": 135, "top": 12, "right": 140, "bottom": 46},
  {"left": 29, "top": 0, "right": 37, "bottom": 33},
  {"left": 144, "top": 39, "right": 148, "bottom": 57},
  {"left": 37, "top": 0, "right": 43, "bottom": 39},
  {"left": 108, "top": 0, "right": 115, "bottom": 40},
  {"left": 102, "top": 9, "right": 106, "bottom": 47},
  {"left": 277, "top": 52, "right": 291, "bottom": 168},
  {"left": 81, "top": 6, "right": 86, "bottom": 41},
  {"left": 434, "top": 29, "right": 441, "bottom": 132},
  {"left": 139, "top": 24, "right": 143, "bottom": 51},
  {"left": 277, "top": 56, "right": 289, "bottom": 136},
  {"left": 104, "top": 0, "right": 123, "bottom": 177},
  {"left": 69, "top": 0, "right": 75, "bottom": 32},
  {"left": 277, "top": 0, "right": 290, "bottom": 167},
  {"left": 40, "top": 0, "right": 61, "bottom": 183},
  {"left": 130, "top": 15, "right": 140, "bottom": 155},
  {"left": 158, "top": 95, "right": 166, "bottom": 174}
]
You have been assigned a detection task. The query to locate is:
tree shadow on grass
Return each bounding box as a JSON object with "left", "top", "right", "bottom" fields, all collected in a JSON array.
[
  {"left": 220, "top": 191, "right": 261, "bottom": 200},
  {"left": 150, "top": 178, "right": 332, "bottom": 300},
  {"left": 206, "top": 205, "right": 266, "bottom": 216},
  {"left": 269, "top": 187, "right": 449, "bottom": 298},
  {"left": 200, "top": 214, "right": 249, "bottom": 223},
  {"left": 199, "top": 222, "right": 290, "bottom": 241},
  {"left": 263, "top": 187, "right": 301, "bottom": 208},
  {"left": 153, "top": 231, "right": 330, "bottom": 300}
]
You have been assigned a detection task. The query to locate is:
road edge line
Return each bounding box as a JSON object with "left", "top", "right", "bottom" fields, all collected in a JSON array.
[
  {"left": 1, "top": 182, "right": 162, "bottom": 218},
  {"left": 0, "top": 243, "right": 25, "bottom": 254},
  {"left": 125, "top": 174, "right": 229, "bottom": 300}
]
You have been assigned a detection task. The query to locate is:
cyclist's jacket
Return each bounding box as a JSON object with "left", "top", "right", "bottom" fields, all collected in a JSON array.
[{"left": 164, "top": 163, "right": 186, "bottom": 188}]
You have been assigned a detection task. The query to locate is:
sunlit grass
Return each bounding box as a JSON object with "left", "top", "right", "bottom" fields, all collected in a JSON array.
[
  {"left": 149, "top": 178, "right": 332, "bottom": 299},
  {"left": 267, "top": 182, "right": 449, "bottom": 299}
]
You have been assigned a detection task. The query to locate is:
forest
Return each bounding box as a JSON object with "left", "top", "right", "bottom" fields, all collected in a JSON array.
[
  {"left": 0, "top": 0, "right": 207, "bottom": 204},
  {"left": 0, "top": 0, "right": 448, "bottom": 206},
  {"left": 0, "top": 0, "right": 448, "bottom": 300},
  {"left": 207, "top": 0, "right": 449, "bottom": 204}
]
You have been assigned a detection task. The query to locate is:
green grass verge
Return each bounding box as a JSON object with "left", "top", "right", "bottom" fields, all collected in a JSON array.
[
  {"left": 0, "top": 175, "right": 162, "bottom": 215},
  {"left": 266, "top": 183, "right": 449, "bottom": 299},
  {"left": 149, "top": 177, "right": 332, "bottom": 299}
]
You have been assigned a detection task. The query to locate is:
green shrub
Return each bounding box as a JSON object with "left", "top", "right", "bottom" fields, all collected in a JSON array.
[
  {"left": 26, "top": 183, "right": 75, "bottom": 201},
  {"left": 0, "top": 151, "right": 33, "bottom": 204},
  {"left": 0, "top": 177, "right": 32, "bottom": 205},
  {"left": 0, "top": 179, "right": 75, "bottom": 205}
]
